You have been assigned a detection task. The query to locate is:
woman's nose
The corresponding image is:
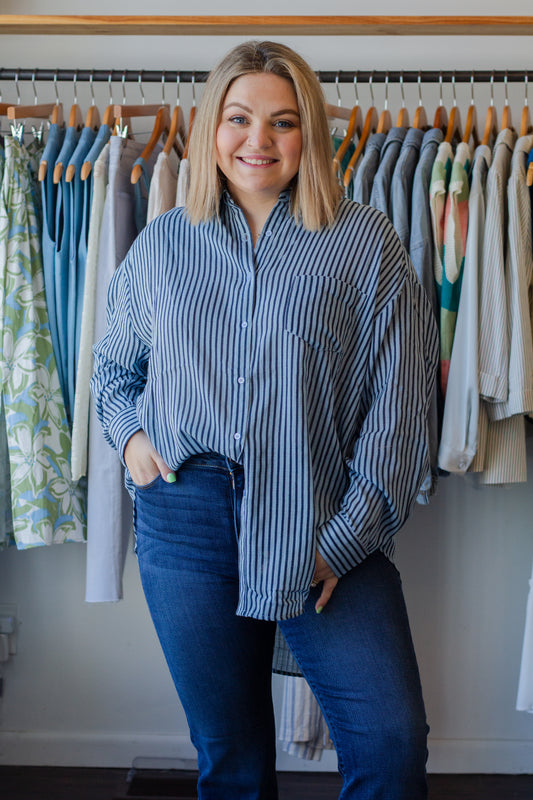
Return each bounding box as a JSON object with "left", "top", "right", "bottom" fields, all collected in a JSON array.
[{"left": 247, "top": 123, "right": 272, "bottom": 148}]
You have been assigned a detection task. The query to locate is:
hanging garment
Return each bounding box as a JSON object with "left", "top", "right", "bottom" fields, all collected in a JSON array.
[
  {"left": 85, "top": 135, "right": 157, "bottom": 602},
  {"left": 83, "top": 122, "right": 112, "bottom": 176},
  {"left": 0, "top": 145, "right": 13, "bottom": 548},
  {"left": 39, "top": 122, "right": 66, "bottom": 398},
  {"left": 478, "top": 128, "right": 516, "bottom": 409},
  {"left": 0, "top": 135, "right": 86, "bottom": 548},
  {"left": 350, "top": 132, "right": 386, "bottom": 205},
  {"left": 429, "top": 139, "right": 453, "bottom": 396},
  {"left": 390, "top": 127, "right": 424, "bottom": 249},
  {"left": 66, "top": 126, "right": 97, "bottom": 419},
  {"left": 368, "top": 127, "right": 407, "bottom": 219},
  {"left": 440, "top": 141, "right": 472, "bottom": 397},
  {"left": 71, "top": 142, "right": 110, "bottom": 481},
  {"left": 279, "top": 676, "right": 334, "bottom": 761},
  {"left": 480, "top": 132, "right": 533, "bottom": 485},
  {"left": 147, "top": 149, "right": 179, "bottom": 223},
  {"left": 438, "top": 144, "right": 491, "bottom": 474},
  {"left": 473, "top": 127, "right": 527, "bottom": 486},
  {"left": 517, "top": 557, "right": 533, "bottom": 712},
  {"left": 0, "top": 394, "right": 13, "bottom": 548},
  {"left": 175, "top": 157, "right": 190, "bottom": 207},
  {"left": 409, "top": 127, "right": 443, "bottom": 499},
  {"left": 486, "top": 134, "right": 533, "bottom": 422},
  {"left": 53, "top": 126, "right": 80, "bottom": 420}
]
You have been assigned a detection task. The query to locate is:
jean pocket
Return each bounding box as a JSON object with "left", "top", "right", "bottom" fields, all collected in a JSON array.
[{"left": 133, "top": 473, "right": 163, "bottom": 491}]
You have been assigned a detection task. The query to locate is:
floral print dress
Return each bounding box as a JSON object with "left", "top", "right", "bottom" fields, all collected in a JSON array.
[{"left": 0, "top": 135, "right": 86, "bottom": 548}]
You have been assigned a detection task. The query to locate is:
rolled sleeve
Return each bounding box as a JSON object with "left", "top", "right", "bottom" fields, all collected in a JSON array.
[{"left": 317, "top": 271, "right": 439, "bottom": 576}]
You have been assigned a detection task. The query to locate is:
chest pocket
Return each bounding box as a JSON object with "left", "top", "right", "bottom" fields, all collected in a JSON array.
[{"left": 283, "top": 274, "right": 368, "bottom": 354}]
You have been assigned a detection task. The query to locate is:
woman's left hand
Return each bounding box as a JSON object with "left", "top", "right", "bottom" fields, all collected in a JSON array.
[{"left": 312, "top": 551, "right": 338, "bottom": 614}]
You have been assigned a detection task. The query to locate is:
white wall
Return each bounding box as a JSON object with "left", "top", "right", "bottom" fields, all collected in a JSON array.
[{"left": 1, "top": 0, "right": 533, "bottom": 774}]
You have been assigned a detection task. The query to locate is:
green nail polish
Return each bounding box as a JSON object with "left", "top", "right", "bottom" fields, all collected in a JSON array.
[
  {"left": 316, "top": 606, "right": 323, "bottom": 614},
  {"left": 166, "top": 473, "right": 176, "bottom": 483}
]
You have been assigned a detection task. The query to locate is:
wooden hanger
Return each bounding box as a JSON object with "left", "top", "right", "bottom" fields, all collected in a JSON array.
[
  {"left": 163, "top": 75, "right": 187, "bottom": 158},
  {"left": 325, "top": 103, "right": 353, "bottom": 123},
  {"left": 501, "top": 73, "right": 513, "bottom": 131},
  {"left": 343, "top": 105, "right": 379, "bottom": 190},
  {"left": 395, "top": 73, "right": 409, "bottom": 128},
  {"left": 182, "top": 74, "right": 198, "bottom": 160},
  {"left": 432, "top": 74, "right": 448, "bottom": 132},
  {"left": 37, "top": 74, "right": 65, "bottom": 181},
  {"left": 79, "top": 105, "right": 116, "bottom": 181},
  {"left": 131, "top": 105, "right": 171, "bottom": 184},
  {"left": 462, "top": 75, "right": 479, "bottom": 148},
  {"left": 65, "top": 77, "right": 102, "bottom": 183},
  {"left": 80, "top": 75, "right": 117, "bottom": 181},
  {"left": 412, "top": 74, "right": 428, "bottom": 130},
  {"left": 53, "top": 73, "right": 85, "bottom": 184},
  {"left": 375, "top": 75, "right": 392, "bottom": 134},
  {"left": 481, "top": 75, "right": 498, "bottom": 147},
  {"left": 163, "top": 103, "right": 186, "bottom": 158},
  {"left": 444, "top": 104, "right": 463, "bottom": 144},
  {"left": 7, "top": 71, "right": 60, "bottom": 124},
  {"left": 433, "top": 104, "right": 448, "bottom": 132},
  {"left": 481, "top": 104, "right": 498, "bottom": 147},
  {"left": 444, "top": 74, "right": 463, "bottom": 144},
  {"left": 112, "top": 72, "right": 158, "bottom": 138},
  {"left": 82, "top": 75, "right": 101, "bottom": 132},
  {"left": 330, "top": 76, "right": 363, "bottom": 177},
  {"left": 521, "top": 75, "right": 532, "bottom": 137},
  {"left": 332, "top": 105, "right": 363, "bottom": 177}
]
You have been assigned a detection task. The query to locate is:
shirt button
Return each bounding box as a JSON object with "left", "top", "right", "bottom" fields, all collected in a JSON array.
[
  {"left": 241, "top": 321, "right": 248, "bottom": 328},
  {"left": 233, "top": 433, "right": 241, "bottom": 441},
  {"left": 237, "top": 377, "right": 245, "bottom": 384},
  {"left": 265, "top": 230, "right": 272, "bottom": 237}
]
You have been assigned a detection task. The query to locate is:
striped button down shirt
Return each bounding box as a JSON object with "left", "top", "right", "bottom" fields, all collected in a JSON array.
[{"left": 91, "top": 192, "right": 438, "bottom": 621}]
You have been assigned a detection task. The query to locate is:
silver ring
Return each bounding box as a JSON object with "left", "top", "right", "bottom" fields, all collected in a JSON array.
[{"left": 310, "top": 580, "right": 319, "bottom": 588}]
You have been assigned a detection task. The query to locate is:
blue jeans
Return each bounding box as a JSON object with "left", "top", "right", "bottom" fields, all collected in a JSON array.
[{"left": 135, "top": 454, "right": 428, "bottom": 800}]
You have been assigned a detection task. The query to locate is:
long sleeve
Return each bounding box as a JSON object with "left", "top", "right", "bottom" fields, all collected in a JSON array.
[
  {"left": 90, "top": 254, "right": 150, "bottom": 461},
  {"left": 317, "top": 267, "right": 439, "bottom": 576}
]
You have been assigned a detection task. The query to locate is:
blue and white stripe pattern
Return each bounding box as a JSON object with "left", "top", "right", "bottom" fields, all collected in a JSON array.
[{"left": 91, "top": 191, "right": 438, "bottom": 621}]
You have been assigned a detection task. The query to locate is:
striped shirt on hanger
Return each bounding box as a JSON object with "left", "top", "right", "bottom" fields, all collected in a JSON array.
[{"left": 91, "top": 192, "right": 438, "bottom": 621}]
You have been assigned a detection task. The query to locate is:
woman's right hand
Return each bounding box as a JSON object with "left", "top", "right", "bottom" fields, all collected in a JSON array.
[{"left": 124, "top": 430, "right": 175, "bottom": 486}]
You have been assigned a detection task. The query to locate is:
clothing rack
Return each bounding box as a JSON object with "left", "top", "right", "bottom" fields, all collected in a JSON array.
[{"left": 0, "top": 69, "right": 532, "bottom": 85}]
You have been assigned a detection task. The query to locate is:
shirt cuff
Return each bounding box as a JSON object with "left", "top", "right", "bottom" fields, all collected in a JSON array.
[
  {"left": 316, "top": 512, "right": 369, "bottom": 578},
  {"left": 107, "top": 406, "right": 143, "bottom": 464}
]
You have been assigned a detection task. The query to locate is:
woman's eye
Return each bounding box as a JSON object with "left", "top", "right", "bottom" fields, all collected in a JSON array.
[
  {"left": 274, "top": 120, "right": 294, "bottom": 129},
  {"left": 229, "top": 115, "right": 247, "bottom": 125}
]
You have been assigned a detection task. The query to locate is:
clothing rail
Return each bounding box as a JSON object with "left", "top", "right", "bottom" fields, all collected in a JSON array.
[{"left": 1, "top": 69, "right": 532, "bottom": 84}]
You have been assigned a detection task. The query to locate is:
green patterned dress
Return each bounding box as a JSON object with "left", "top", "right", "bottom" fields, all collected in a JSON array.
[{"left": 0, "top": 135, "right": 86, "bottom": 548}]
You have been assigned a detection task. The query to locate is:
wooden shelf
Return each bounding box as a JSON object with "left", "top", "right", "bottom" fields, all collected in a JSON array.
[{"left": 1, "top": 15, "right": 533, "bottom": 37}]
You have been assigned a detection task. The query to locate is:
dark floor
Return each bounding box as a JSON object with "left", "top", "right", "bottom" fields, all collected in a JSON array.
[
  {"left": 0, "top": 767, "right": 533, "bottom": 800},
  {"left": 1, "top": 766, "right": 533, "bottom": 800}
]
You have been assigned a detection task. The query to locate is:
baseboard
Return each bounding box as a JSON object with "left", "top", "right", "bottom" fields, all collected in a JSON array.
[
  {"left": 1, "top": 731, "right": 533, "bottom": 773},
  {"left": 427, "top": 738, "right": 533, "bottom": 773}
]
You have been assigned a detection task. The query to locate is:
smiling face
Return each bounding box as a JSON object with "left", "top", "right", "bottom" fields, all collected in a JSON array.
[{"left": 215, "top": 72, "right": 303, "bottom": 214}]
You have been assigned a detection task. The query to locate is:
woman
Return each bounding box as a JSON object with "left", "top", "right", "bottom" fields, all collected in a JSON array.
[{"left": 91, "top": 40, "right": 438, "bottom": 800}]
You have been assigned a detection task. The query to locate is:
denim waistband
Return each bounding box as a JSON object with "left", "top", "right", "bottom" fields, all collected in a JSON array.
[{"left": 184, "top": 452, "right": 243, "bottom": 471}]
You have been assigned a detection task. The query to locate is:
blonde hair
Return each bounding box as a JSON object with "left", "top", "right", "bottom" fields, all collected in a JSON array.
[{"left": 186, "top": 40, "right": 341, "bottom": 231}]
